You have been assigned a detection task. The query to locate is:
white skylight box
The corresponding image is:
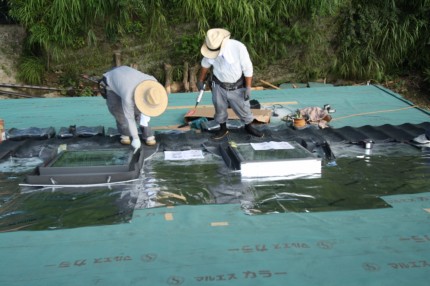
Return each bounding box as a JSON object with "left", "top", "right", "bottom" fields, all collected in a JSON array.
[{"left": 220, "top": 141, "right": 321, "bottom": 178}]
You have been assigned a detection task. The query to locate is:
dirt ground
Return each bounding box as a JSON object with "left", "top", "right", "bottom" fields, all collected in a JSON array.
[
  {"left": 0, "top": 25, "right": 25, "bottom": 94},
  {"left": 383, "top": 77, "right": 430, "bottom": 110},
  {"left": 0, "top": 25, "right": 429, "bottom": 109}
]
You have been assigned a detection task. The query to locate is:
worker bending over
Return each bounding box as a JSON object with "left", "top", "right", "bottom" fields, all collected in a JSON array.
[{"left": 101, "top": 66, "right": 168, "bottom": 152}]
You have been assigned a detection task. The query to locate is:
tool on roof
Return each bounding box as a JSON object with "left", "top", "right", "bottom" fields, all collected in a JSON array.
[
  {"left": 177, "top": 117, "right": 208, "bottom": 129},
  {"left": 323, "top": 104, "right": 336, "bottom": 113},
  {"left": 187, "top": 77, "right": 208, "bottom": 116},
  {"left": 193, "top": 83, "right": 206, "bottom": 110}
]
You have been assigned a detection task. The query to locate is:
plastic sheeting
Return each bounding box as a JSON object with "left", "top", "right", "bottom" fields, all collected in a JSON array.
[
  {"left": 57, "top": 125, "right": 105, "bottom": 138},
  {"left": 138, "top": 128, "right": 430, "bottom": 215},
  {"left": 1, "top": 85, "right": 430, "bottom": 285},
  {"left": 7, "top": 126, "right": 105, "bottom": 140},
  {"left": 0, "top": 136, "right": 139, "bottom": 232},
  {"left": 0, "top": 183, "right": 136, "bottom": 231},
  {"left": 7, "top": 127, "right": 56, "bottom": 140},
  {"left": 2, "top": 168, "right": 135, "bottom": 231},
  {"left": 1, "top": 194, "right": 430, "bottom": 286},
  {"left": 24, "top": 147, "right": 144, "bottom": 186},
  {"left": 1, "top": 125, "right": 430, "bottom": 232},
  {"left": 141, "top": 136, "right": 429, "bottom": 214}
]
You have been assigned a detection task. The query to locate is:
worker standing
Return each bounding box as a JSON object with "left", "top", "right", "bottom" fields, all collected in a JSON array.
[
  {"left": 197, "top": 28, "right": 264, "bottom": 140},
  {"left": 101, "top": 66, "right": 168, "bottom": 152}
]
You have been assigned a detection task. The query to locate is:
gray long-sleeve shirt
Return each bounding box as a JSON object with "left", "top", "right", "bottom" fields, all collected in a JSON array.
[{"left": 103, "top": 66, "right": 157, "bottom": 139}]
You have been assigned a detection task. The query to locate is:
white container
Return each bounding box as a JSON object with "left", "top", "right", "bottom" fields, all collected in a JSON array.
[{"left": 364, "top": 140, "right": 374, "bottom": 149}]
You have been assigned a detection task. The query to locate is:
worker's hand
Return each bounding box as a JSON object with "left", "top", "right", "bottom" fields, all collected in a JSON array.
[
  {"left": 131, "top": 138, "right": 141, "bottom": 154},
  {"left": 244, "top": 87, "right": 251, "bottom": 101},
  {"left": 197, "top": 81, "right": 205, "bottom": 91}
]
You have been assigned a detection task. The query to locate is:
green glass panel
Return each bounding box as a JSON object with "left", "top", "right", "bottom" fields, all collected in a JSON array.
[{"left": 51, "top": 149, "right": 131, "bottom": 167}]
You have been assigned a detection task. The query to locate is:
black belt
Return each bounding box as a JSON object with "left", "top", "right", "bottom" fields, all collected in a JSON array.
[{"left": 213, "top": 75, "right": 244, "bottom": 91}]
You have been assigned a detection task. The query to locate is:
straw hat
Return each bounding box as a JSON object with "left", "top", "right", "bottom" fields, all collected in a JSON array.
[
  {"left": 201, "top": 28, "right": 231, "bottom": 59},
  {"left": 134, "top": 80, "right": 168, "bottom": 117}
]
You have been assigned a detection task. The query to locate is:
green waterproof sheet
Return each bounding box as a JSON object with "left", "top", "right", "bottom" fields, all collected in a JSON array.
[
  {"left": 0, "top": 85, "right": 429, "bottom": 131},
  {"left": 0, "top": 85, "right": 430, "bottom": 285},
  {"left": 1, "top": 197, "right": 430, "bottom": 285}
]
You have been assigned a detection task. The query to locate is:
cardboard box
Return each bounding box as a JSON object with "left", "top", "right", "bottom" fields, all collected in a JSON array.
[{"left": 184, "top": 107, "right": 272, "bottom": 124}]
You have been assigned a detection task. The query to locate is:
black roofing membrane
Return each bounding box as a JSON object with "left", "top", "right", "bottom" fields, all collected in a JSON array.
[{"left": 0, "top": 122, "right": 429, "bottom": 231}]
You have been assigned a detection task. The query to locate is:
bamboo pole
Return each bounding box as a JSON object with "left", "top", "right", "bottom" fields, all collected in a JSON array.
[
  {"left": 189, "top": 64, "right": 199, "bottom": 92},
  {"left": 260, "top": 79, "right": 280, "bottom": 90},
  {"left": 0, "top": 89, "right": 33, "bottom": 98},
  {"left": 164, "top": 63, "right": 173, "bottom": 94},
  {"left": 0, "top": 83, "right": 63, "bottom": 91},
  {"left": 114, "top": 52, "right": 121, "bottom": 67},
  {"left": 183, "top": 62, "right": 190, "bottom": 92}
]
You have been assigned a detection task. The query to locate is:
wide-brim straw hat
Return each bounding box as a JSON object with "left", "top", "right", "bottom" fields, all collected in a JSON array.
[
  {"left": 134, "top": 80, "right": 168, "bottom": 117},
  {"left": 201, "top": 28, "right": 231, "bottom": 59}
]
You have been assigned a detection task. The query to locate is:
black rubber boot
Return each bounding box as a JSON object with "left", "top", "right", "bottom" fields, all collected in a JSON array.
[
  {"left": 245, "top": 123, "right": 264, "bottom": 138},
  {"left": 211, "top": 123, "right": 229, "bottom": 140}
]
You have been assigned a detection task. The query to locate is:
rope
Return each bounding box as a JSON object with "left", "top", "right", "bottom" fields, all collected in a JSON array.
[{"left": 331, "top": 105, "right": 418, "bottom": 121}]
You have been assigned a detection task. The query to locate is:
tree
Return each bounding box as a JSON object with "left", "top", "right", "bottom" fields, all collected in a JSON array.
[
  {"left": 334, "top": 0, "right": 430, "bottom": 81},
  {"left": 8, "top": 0, "right": 147, "bottom": 67}
]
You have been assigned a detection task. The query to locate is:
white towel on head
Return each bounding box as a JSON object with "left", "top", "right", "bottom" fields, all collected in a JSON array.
[{"left": 219, "top": 40, "right": 235, "bottom": 64}]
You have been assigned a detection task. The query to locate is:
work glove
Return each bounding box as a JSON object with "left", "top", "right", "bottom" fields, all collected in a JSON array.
[
  {"left": 197, "top": 81, "right": 205, "bottom": 91},
  {"left": 131, "top": 138, "right": 141, "bottom": 154},
  {"left": 244, "top": 86, "right": 251, "bottom": 101}
]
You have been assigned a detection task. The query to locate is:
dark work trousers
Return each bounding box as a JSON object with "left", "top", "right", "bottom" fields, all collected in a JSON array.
[
  {"left": 106, "top": 89, "right": 140, "bottom": 137},
  {"left": 211, "top": 83, "right": 254, "bottom": 124}
]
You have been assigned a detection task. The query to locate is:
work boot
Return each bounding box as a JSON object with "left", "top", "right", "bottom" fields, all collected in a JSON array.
[
  {"left": 211, "top": 123, "right": 229, "bottom": 140},
  {"left": 120, "top": 135, "right": 131, "bottom": 145},
  {"left": 245, "top": 123, "right": 264, "bottom": 138},
  {"left": 140, "top": 126, "right": 156, "bottom": 146},
  {"left": 145, "top": 136, "right": 156, "bottom": 146}
]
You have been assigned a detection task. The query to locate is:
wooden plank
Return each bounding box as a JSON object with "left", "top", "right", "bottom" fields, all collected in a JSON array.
[{"left": 167, "top": 101, "right": 298, "bottom": 110}]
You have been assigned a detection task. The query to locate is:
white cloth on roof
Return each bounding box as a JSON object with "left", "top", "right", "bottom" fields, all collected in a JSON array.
[
  {"left": 299, "top": 107, "right": 331, "bottom": 129},
  {"left": 413, "top": 134, "right": 430, "bottom": 144}
]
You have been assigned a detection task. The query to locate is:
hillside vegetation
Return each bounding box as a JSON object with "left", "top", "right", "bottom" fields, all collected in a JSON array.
[{"left": 1, "top": 0, "right": 429, "bottom": 106}]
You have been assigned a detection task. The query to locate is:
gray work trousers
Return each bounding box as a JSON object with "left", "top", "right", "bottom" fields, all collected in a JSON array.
[
  {"left": 106, "top": 90, "right": 153, "bottom": 139},
  {"left": 211, "top": 83, "right": 254, "bottom": 124}
]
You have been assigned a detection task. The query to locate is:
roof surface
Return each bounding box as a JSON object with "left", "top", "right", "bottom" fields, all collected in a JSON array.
[{"left": 0, "top": 84, "right": 429, "bottom": 286}]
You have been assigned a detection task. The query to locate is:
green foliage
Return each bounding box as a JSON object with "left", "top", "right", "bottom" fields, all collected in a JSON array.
[
  {"left": 58, "top": 66, "right": 96, "bottom": 97},
  {"left": 144, "top": 0, "right": 168, "bottom": 38},
  {"left": 171, "top": 65, "right": 184, "bottom": 82},
  {"left": 173, "top": 34, "right": 202, "bottom": 64},
  {"left": 17, "top": 56, "right": 45, "bottom": 85},
  {"left": 0, "top": 64, "right": 11, "bottom": 77},
  {"left": 79, "top": 86, "right": 95, "bottom": 97},
  {"left": 173, "top": 0, "right": 343, "bottom": 64},
  {"left": 8, "top": 0, "right": 430, "bottom": 89},
  {"left": 424, "top": 68, "right": 430, "bottom": 85},
  {"left": 0, "top": 0, "right": 14, "bottom": 24},
  {"left": 333, "top": 0, "right": 430, "bottom": 81},
  {"left": 58, "top": 73, "right": 77, "bottom": 89},
  {"left": 8, "top": 0, "right": 344, "bottom": 84},
  {"left": 8, "top": 0, "right": 147, "bottom": 61}
]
